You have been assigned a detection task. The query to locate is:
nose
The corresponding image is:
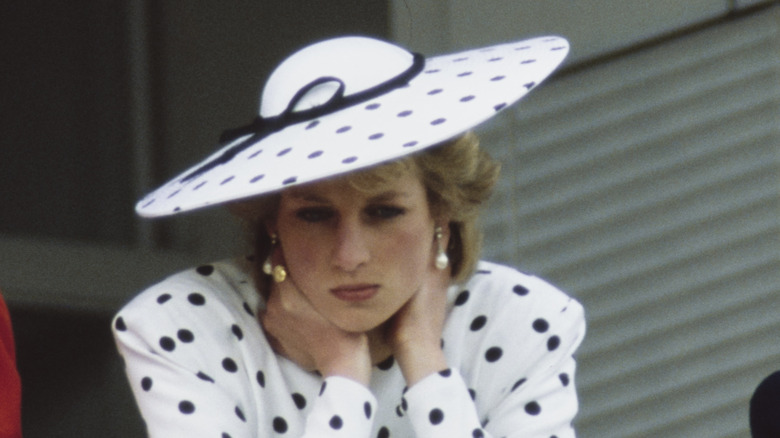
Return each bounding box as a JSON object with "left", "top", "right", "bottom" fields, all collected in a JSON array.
[{"left": 332, "top": 218, "right": 370, "bottom": 272}]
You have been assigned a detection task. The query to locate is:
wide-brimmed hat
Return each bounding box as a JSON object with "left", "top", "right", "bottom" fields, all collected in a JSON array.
[{"left": 136, "top": 35, "right": 569, "bottom": 217}]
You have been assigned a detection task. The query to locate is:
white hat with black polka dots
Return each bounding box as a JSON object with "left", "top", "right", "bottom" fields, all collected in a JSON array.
[{"left": 136, "top": 35, "right": 569, "bottom": 217}]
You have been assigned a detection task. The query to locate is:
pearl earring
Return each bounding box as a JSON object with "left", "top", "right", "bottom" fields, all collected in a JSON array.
[
  {"left": 263, "top": 234, "right": 287, "bottom": 283},
  {"left": 435, "top": 226, "right": 449, "bottom": 270}
]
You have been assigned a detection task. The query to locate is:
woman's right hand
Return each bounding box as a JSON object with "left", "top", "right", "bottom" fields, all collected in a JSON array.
[{"left": 261, "top": 277, "right": 373, "bottom": 386}]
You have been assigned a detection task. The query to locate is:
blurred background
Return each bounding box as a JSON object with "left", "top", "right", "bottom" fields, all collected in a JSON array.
[{"left": 1, "top": 1, "right": 777, "bottom": 436}]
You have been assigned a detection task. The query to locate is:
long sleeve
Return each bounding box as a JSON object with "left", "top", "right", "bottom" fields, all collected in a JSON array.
[
  {"left": 399, "top": 263, "right": 586, "bottom": 438},
  {"left": 113, "top": 261, "right": 381, "bottom": 437}
]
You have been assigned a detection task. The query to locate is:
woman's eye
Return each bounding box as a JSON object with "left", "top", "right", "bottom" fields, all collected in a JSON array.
[
  {"left": 366, "top": 205, "right": 405, "bottom": 219},
  {"left": 296, "top": 208, "right": 333, "bottom": 222}
]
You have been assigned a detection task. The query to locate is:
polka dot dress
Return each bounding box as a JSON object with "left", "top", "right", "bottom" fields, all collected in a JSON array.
[{"left": 113, "top": 260, "right": 585, "bottom": 437}]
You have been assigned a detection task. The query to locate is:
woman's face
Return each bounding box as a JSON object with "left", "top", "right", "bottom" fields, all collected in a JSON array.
[{"left": 272, "top": 169, "right": 440, "bottom": 333}]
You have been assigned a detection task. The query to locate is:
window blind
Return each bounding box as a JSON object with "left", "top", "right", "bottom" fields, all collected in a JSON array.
[{"left": 478, "top": 6, "right": 779, "bottom": 437}]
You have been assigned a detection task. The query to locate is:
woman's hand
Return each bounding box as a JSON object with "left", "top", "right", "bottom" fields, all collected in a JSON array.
[
  {"left": 261, "top": 277, "right": 372, "bottom": 386},
  {"left": 388, "top": 263, "right": 451, "bottom": 386}
]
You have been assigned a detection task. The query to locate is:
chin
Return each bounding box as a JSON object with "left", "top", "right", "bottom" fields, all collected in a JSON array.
[{"left": 332, "top": 312, "right": 391, "bottom": 334}]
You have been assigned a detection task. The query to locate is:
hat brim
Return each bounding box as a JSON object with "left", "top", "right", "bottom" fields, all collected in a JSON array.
[{"left": 136, "top": 36, "right": 569, "bottom": 218}]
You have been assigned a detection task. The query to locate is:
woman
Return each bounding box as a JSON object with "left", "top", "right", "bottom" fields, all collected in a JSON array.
[{"left": 114, "top": 35, "right": 585, "bottom": 437}]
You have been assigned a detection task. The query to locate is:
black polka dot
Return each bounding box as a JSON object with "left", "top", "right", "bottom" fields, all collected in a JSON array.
[
  {"left": 524, "top": 81, "right": 536, "bottom": 90},
  {"left": 114, "top": 317, "right": 126, "bottom": 331},
  {"left": 329, "top": 415, "right": 343, "bottom": 430},
  {"left": 222, "top": 433, "right": 231, "bottom": 438},
  {"left": 365, "top": 103, "right": 381, "bottom": 110},
  {"left": 193, "top": 181, "right": 207, "bottom": 190},
  {"left": 231, "top": 324, "right": 244, "bottom": 340},
  {"left": 525, "top": 401, "right": 541, "bottom": 415},
  {"left": 248, "top": 149, "right": 263, "bottom": 159},
  {"left": 438, "top": 369, "right": 452, "bottom": 377},
  {"left": 457, "top": 71, "right": 473, "bottom": 77},
  {"left": 460, "top": 95, "right": 475, "bottom": 102},
  {"left": 272, "top": 417, "right": 288, "bottom": 433},
  {"left": 521, "top": 59, "right": 537, "bottom": 65},
  {"left": 157, "top": 293, "right": 172, "bottom": 304},
  {"left": 308, "top": 150, "right": 323, "bottom": 159},
  {"left": 485, "top": 347, "right": 503, "bottom": 362},
  {"left": 425, "top": 69, "right": 440, "bottom": 74},
  {"left": 256, "top": 370, "right": 265, "bottom": 387},
  {"left": 336, "top": 126, "right": 352, "bottom": 133},
  {"left": 141, "top": 377, "right": 152, "bottom": 391},
  {"left": 243, "top": 302, "right": 255, "bottom": 316},
  {"left": 513, "top": 285, "right": 529, "bottom": 296},
  {"left": 470, "top": 315, "right": 487, "bottom": 331},
  {"left": 188, "top": 293, "right": 206, "bottom": 306},
  {"left": 454, "top": 290, "right": 470, "bottom": 306},
  {"left": 427, "top": 88, "right": 443, "bottom": 95},
  {"left": 319, "top": 381, "right": 327, "bottom": 395},
  {"left": 177, "top": 329, "right": 194, "bottom": 343},
  {"left": 306, "top": 120, "right": 319, "bottom": 129},
  {"left": 559, "top": 373, "right": 570, "bottom": 386},
  {"left": 401, "top": 397, "right": 408, "bottom": 411},
  {"left": 277, "top": 147, "right": 292, "bottom": 157},
  {"left": 369, "top": 133, "right": 384, "bottom": 140},
  {"left": 489, "top": 57, "right": 503, "bottom": 62},
  {"left": 342, "top": 156, "right": 358, "bottom": 164},
  {"left": 179, "top": 400, "right": 195, "bottom": 414},
  {"left": 473, "top": 428, "right": 485, "bottom": 438},
  {"left": 402, "top": 141, "right": 418, "bottom": 148},
  {"left": 235, "top": 406, "right": 246, "bottom": 422},
  {"left": 250, "top": 174, "right": 265, "bottom": 183},
  {"left": 282, "top": 176, "right": 297, "bottom": 185},
  {"left": 159, "top": 336, "right": 176, "bottom": 352},
  {"left": 167, "top": 189, "right": 181, "bottom": 199},
  {"left": 364, "top": 401, "right": 372, "bottom": 419},
  {"left": 196, "top": 265, "right": 214, "bottom": 276},
  {"left": 196, "top": 371, "right": 214, "bottom": 383},
  {"left": 430, "top": 118, "right": 446, "bottom": 125},
  {"left": 396, "top": 405, "right": 404, "bottom": 417},
  {"left": 377, "top": 426, "right": 390, "bottom": 438},
  {"left": 547, "top": 336, "right": 561, "bottom": 351},
  {"left": 532, "top": 318, "right": 549, "bottom": 333},
  {"left": 453, "top": 57, "right": 468, "bottom": 62},
  {"left": 377, "top": 355, "right": 395, "bottom": 370},
  {"left": 468, "top": 388, "right": 476, "bottom": 400},
  {"left": 292, "top": 393, "right": 306, "bottom": 410},
  {"left": 222, "top": 358, "right": 238, "bottom": 373},
  {"left": 397, "top": 110, "right": 412, "bottom": 117},
  {"left": 511, "top": 378, "right": 527, "bottom": 392},
  {"left": 429, "top": 408, "right": 444, "bottom": 425},
  {"left": 490, "top": 75, "right": 506, "bottom": 81},
  {"left": 494, "top": 103, "right": 507, "bottom": 111},
  {"left": 220, "top": 176, "right": 234, "bottom": 185}
]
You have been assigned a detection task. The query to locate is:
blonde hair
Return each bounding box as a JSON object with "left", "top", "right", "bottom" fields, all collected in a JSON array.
[{"left": 229, "top": 131, "right": 500, "bottom": 289}]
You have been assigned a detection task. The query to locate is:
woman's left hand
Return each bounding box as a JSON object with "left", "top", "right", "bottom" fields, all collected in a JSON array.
[{"left": 388, "top": 263, "right": 451, "bottom": 386}]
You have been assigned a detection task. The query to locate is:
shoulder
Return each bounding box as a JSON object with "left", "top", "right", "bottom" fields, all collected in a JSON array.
[
  {"left": 113, "top": 258, "right": 263, "bottom": 346},
  {"left": 451, "top": 261, "right": 583, "bottom": 319},
  {"left": 117, "top": 258, "right": 260, "bottom": 318},
  {"left": 445, "top": 261, "right": 586, "bottom": 362}
]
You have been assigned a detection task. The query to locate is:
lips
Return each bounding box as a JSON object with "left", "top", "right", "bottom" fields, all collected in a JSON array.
[{"left": 330, "top": 284, "right": 379, "bottom": 302}]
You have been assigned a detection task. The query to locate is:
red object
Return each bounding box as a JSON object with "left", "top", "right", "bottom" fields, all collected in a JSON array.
[{"left": 0, "top": 293, "right": 21, "bottom": 438}]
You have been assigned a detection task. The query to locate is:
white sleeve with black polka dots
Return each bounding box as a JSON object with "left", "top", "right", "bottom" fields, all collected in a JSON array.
[{"left": 113, "top": 259, "right": 585, "bottom": 437}]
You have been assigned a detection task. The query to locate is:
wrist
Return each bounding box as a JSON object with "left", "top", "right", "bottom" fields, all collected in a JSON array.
[{"left": 396, "top": 341, "right": 448, "bottom": 386}]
